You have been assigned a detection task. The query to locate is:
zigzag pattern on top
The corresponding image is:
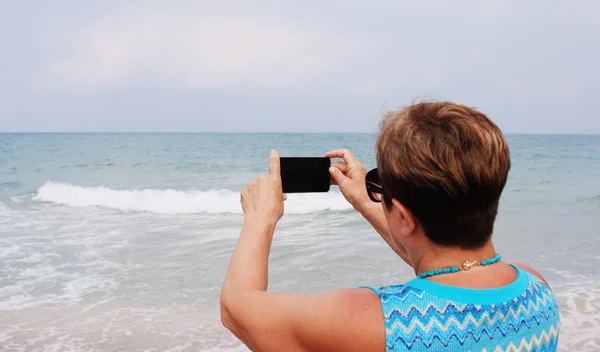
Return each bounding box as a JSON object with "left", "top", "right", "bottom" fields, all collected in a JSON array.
[
  {"left": 384, "top": 286, "right": 558, "bottom": 344},
  {"left": 368, "top": 270, "right": 560, "bottom": 351}
]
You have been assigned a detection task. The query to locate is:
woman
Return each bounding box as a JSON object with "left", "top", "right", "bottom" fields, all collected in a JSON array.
[{"left": 220, "top": 102, "right": 560, "bottom": 351}]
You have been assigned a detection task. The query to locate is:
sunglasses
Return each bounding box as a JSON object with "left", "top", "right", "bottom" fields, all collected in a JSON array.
[{"left": 365, "top": 168, "right": 383, "bottom": 203}]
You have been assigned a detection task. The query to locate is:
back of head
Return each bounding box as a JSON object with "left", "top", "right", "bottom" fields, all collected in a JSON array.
[{"left": 376, "top": 101, "right": 511, "bottom": 249}]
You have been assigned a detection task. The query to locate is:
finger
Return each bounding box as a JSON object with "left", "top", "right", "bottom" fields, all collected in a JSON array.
[
  {"left": 329, "top": 166, "right": 349, "bottom": 186},
  {"left": 269, "top": 149, "right": 280, "bottom": 177},
  {"left": 330, "top": 162, "right": 348, "bottom": 185},
  {"left": 330, "top": 161, "right": 348, "bottom": 174},
  {"left": 325, "top": 149, "right": 359, "bottom": 166}
]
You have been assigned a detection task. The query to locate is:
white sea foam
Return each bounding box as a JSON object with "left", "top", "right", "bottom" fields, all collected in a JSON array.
[
  {"left": 33, "top": 181, "right": 353, "bottom": 215},
  {"left": 552, "top": 278, "right": 600, "bottom": 351},
  {"left": 0, "top": 201, "right": 10, "bottom": 214}
]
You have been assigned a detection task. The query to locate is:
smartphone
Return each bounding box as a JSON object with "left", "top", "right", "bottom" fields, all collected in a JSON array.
[{"left": 279, "top": 157, "right": 331, "bottom": 193}]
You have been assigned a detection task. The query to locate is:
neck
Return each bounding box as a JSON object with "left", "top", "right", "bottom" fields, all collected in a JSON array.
[{"left": 412, "top": 240, "right": 498, "bottom": 276}]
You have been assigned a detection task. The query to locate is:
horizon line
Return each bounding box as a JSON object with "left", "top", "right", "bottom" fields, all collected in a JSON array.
[{"left": 0, "top": 131, "right": 599, "bottom": 136}]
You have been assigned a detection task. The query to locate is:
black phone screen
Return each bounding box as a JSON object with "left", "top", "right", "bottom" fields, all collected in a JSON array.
[{"left": 279, "top": 157, "right": 331, "bottom": 193}]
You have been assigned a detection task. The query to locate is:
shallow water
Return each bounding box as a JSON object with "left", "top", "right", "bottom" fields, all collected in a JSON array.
[{"left": 1, "top": 133, "right": 599, "bottom": 351}]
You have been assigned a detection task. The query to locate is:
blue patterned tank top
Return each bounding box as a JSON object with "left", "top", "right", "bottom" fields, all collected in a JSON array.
[{"left": 362, "top": 265, "right": 560, "bottom": 351}]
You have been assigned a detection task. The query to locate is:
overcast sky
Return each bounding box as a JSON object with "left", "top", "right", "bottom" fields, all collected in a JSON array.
[{"left": 1, "top": 1, "right": 599, "bottom": 133}]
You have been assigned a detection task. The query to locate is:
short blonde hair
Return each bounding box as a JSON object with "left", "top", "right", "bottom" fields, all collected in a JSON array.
[{"left": 376, "top": 101, "right": 510, "bottom": 248}]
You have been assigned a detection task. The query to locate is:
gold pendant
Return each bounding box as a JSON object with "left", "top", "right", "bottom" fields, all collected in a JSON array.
[{"left": 462, "top": 260, "right": 478, "bottom": 270}]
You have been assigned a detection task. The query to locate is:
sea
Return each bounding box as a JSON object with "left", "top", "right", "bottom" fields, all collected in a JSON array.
[{"left": 0, "top": 133, "right": 599, "bottom": 352}]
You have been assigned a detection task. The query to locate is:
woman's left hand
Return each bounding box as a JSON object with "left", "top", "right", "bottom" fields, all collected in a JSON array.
[{"left": 240, "top": 150, "right": 286, "bottom": 225}]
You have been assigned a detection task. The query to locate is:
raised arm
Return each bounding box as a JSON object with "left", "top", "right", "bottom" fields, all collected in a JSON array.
[
  {"left": 325, "top": 149, "right": 411, "bottom": 266},
  {"left": 220, "top": 150, "right": 385, "bottom": 352}
]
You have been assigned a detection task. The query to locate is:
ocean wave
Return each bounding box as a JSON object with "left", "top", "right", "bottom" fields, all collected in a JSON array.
[
  {"left": 33, "top": 181, "right": 353, "bottom": 215},
  {"left": 0, "top": 181, "right": 22, "bottom": 190},
  {"left": 0, "top": 201, "right": 10, "bottom": 214},
  {"left": 553, "top": 279, "right": 600, "bottom": 351}
]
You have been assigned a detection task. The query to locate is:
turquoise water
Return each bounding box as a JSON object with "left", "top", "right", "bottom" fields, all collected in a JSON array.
[{"left": 1, "top": 133, "right": 599, "bottom": 351}]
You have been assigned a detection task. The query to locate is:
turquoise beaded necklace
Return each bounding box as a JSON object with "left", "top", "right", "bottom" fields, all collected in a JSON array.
[{"left": 418, "top": 253, "right": 502, "bottom": 279}]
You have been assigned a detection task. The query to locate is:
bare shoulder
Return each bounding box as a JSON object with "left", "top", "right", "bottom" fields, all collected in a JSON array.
[
  {"left": 221, "top": 287, "right": 385, "bottom": 352},
  {"left": 296, "top": 288, "right": 386, "bottom": 352},
  {"left": 507, "top": 261, "right": 552, "bottom": 289}
]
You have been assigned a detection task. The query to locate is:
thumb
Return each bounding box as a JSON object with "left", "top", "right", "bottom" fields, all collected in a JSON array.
[{"left": 329, "top": 166, "right": 349, "bottom": 186}]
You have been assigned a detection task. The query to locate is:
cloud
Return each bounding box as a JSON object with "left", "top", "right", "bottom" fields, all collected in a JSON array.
[
  {"left": 44, "top": 4, "right": 364, "bottom": 90},
  {"left": 8, "top": 0, "right": 598, "bottom": 133}
]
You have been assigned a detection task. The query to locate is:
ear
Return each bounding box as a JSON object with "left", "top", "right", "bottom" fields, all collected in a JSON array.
[{"left": 390, "top": 199, "right": 416, "bottom": 237}]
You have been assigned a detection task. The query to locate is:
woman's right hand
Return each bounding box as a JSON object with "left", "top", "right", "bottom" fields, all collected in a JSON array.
[{"left": 325, "top": 149, "right": 372, "bottom": 210}]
